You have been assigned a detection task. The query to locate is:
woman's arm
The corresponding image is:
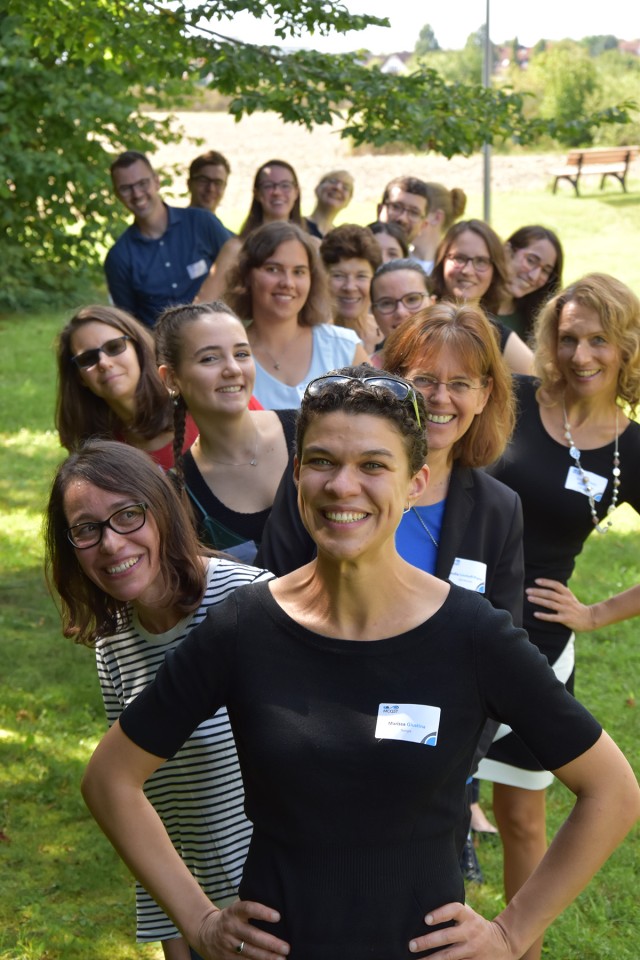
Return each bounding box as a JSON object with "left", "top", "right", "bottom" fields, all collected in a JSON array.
[
  {"left": 527, "top": 580, "right": 640, "bottom": 632},
  {"left": 409, "top": 731, "right": 640, "bottom": 957},
  {"left": 82, "top": 720, "right": 290, "bottom": 959},
  {"left": 502, "top": 331, "right": 534, "bottom": 376},
  {"left": 352, "top": 342, "right": 371, "bottom": 366}
]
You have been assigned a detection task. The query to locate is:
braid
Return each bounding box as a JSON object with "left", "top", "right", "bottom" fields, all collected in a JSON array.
[{"left": 171, "top": 397, "right": 188, "bottom": 485}]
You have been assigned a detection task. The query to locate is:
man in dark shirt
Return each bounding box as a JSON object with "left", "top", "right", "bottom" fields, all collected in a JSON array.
[{"left": 104, "top": 151, "right": 231, "bottom": 327}]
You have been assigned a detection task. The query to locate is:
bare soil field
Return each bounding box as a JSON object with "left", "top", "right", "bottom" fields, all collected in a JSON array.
[{"left": 150, "top": 110, "right": 573, "bottom": 225}]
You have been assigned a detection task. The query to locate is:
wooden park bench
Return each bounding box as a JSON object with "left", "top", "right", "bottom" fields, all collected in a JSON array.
[{"left": 551, "top": 146, "right": 639, "bottom": 196}]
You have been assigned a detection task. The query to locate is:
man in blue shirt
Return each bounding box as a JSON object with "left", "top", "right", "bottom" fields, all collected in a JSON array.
[{"left": 105, "top": 151, "right": 232, "bottom": 327}]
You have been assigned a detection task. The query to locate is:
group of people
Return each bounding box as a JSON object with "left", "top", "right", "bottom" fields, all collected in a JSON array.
[{"left": 42, "top": 145, "right": 640, "bottom": 960}]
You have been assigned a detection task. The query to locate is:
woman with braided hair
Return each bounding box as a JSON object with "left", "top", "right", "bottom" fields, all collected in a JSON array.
[{"left": 155, "top": 301, "right": 296, "bottom": 562}]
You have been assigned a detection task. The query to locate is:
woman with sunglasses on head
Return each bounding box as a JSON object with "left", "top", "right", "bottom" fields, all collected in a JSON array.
[
  {"left": 474, "top": 272, "right": 640, "bottom": 960},
  {"left": 55, "top": 305, "right": 199, "bottom": 469},
  {"left": 198, "top": 160, "right": 315, "bottom": 303},
  {"left": 497, "top": 226, "right": 564, "bottom": 341},
  {"left": 80, "top": 372, "right": 638, "bottom": 960},
  {"left": 154, "top": 301, "right": 296, "bottom": 562},
  {"left": 223, "top": 221, "right": 369, "bottom": 410},
  {"left": 430, "top": 220, "right": 534, "bottom": 376},
  {"left": 45, "top": 440, "right": 273, "bottom": 960}
]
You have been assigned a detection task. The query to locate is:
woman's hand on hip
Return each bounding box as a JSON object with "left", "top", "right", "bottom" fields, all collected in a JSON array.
[{"left": 194, "top": 901, "right": 290, "bottom": 960}]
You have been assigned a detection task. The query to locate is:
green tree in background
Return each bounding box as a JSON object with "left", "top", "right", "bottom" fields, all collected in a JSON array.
[
  {"left": 415, "top": 23, "right": 440, "bottom": 57},
  {"left": 0, "top": 2, "right": 634, "bottom": 308},
  {"left": 528, "top": 42, "right": 599, "bottom": 146}
]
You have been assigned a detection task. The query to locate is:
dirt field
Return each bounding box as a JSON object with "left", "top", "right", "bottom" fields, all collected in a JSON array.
[{"left": 150, "top": 110, "right": 570, "bottom": 224}]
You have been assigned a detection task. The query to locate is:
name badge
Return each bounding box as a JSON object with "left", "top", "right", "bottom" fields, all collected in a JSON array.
[
  {"left": 375, "top": 703, "right": 441, "bottom": 746},
  {"left": 449, "top": 557, "right": 487, "bottom": 593},
  {"left": 565, "top": 466, "right": 608, "bottom": 502},
  {"left": 187, "top": 258, "right": 208, "bottom": 280}
]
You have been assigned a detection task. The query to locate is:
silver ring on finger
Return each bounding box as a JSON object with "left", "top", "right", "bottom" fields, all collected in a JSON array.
[{"left": 235, "top": 942, "right": 245, "bottom": 954}]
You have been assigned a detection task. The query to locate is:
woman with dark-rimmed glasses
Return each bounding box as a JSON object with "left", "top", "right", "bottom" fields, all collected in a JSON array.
[
  {"left": 45, "top": 439, "right": 272, "bottom": 960},
  {"left": 78, "top": 369, "right": 637, "bottom": 959}
]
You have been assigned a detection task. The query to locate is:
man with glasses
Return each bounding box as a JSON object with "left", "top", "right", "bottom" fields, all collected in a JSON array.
[
  {"left": 377, "top": 176, "right": 439, "bottom": 272},
  {"left": 187, "top": 149, "right": 231, "bottom": 216},
  {"left": 105, "top": 151, "right": 231, "bottom": 328}
]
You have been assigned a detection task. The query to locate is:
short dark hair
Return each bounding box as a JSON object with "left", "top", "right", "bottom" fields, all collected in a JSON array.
[
  {"left": 320, "top": 224, "right": 382, "bottom": 273},
  {"left": 296, "top": 365, "right": 427, "bottom": 476},
  {"left": 188, "top": 150, "right": 231, "bottom": 179},
  {"left": 225, "top": 221, "right": 328, "bottom": 327},
  {"left": 381, "top": 176, "right": 429, "bottom": 207},
  {"left": 45, "top": 440, "right": 208, "bottom": 647},
  {"left": 110, "top": 150, "right": 154, "bottom": 178}
]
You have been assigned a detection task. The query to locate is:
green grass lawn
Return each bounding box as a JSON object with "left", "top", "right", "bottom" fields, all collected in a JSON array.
[{"left": 1, "top": 174, "right": 639, "bottom": 957}]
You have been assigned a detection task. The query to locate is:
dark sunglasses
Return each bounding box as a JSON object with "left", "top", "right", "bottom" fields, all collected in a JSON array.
[
  {"left": 304, "top": 373, "right": 422, "bottom": 428},
  {"left": 72, "top": 335, "right": 131, "bottom": 370}
]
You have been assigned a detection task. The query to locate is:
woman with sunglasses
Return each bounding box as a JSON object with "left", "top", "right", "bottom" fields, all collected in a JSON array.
[
  {"left": 154, "top": 301, "right": 296, "bottom": 562},
  {"left": 198, "top": 160, "right": 315, "bottom": 303},
  {"left": 79, "top": 372, "right": 638, "bottom": 960},
  {"left": 45, "top": 439, "right": 272, "bottom": 960},
  {"left": 223, "top": 221, "right": 369, "bottom": 409},
  {"left": 55, "top": 305, "right": 199, "bottom": 469},
  {"left": 497, "top": 226, "right": 564, "bottom": 341},
  {"left": 430, "top": 220, "right": 534, "bottom": 376}
]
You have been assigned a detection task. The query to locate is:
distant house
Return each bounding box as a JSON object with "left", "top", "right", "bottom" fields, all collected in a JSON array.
[{"left": 378, "top": 52, "right": 413, "bottom": 75}]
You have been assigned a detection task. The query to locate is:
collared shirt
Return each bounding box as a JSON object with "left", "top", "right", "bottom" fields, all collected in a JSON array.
[{"left": 104, "top": 204, "right": 232, "bottom": 327}]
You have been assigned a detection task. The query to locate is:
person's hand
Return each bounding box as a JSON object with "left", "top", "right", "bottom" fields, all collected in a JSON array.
[
  {"left": 408, "top": 902, "right": 515, "bottom": 958},
  {"left": 194, "top": 900, "right": 290, "bottom": 959},
  {"left": 526, "top": 579, "right": 595, "bottom": 631}
]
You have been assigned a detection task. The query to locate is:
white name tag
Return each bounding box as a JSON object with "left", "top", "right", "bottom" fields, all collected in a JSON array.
[
  {"left": 187, "top": 258, "right": 208, "bottom": 280},
  {"left": 565, "top": 466, "right": 608, "bottom": 502},
  {"left": 449, "top": 557, "right": 487, "bottom": 593},
  {"left": 375, "top": 703, "right": 441, "bottom": 746}
]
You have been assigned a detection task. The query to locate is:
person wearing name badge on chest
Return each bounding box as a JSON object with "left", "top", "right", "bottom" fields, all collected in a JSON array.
[
  {"left": 79, "top": 372, "right": 639, "bottom": 960},
  {"left": 476, "top": 272, "right": 640, "bottom": 960}
]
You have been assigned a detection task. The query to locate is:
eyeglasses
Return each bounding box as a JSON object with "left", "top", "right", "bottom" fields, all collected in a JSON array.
[
  {"left": 322, "top": 177, "right": 352, "bottom": 192},
  {"left": 117, "top": 178, "right": 152, "bottom": 198},
  {"left": 383, "top": 200, "right": 426, "bottom": 222},
  {"left": 412, "top": 375, "right": 487, "bottom": 397},
  {"left": 521, "top": 252, "right": 554, "bottom": 280},
  {"left": 372, "top": 292, "right": 428, "bottom": 315},
  {"left": 259, "top": 180, "right": 296, "bottom": 193},
  {"left": 191, "top": 175, "right": 226, "bottom": 189},
  {"left": 72, "top": 335, "right": 131, "bottom": 370},
  {"left": 446, "top": 254, "right": 493, "bottom": 273},
  {"left": 66, "top": 502, "right": 148, "bottom": 549},
  {"left": 305, "top": 374, "right": 421, "bottom": 428}
]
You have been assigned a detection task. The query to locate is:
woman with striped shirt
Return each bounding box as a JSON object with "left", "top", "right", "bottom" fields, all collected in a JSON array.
[{"left": 44, "top": 439, "right": 272, "bottom": 960}]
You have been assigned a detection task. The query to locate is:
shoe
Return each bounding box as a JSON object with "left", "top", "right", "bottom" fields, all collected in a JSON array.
[
  {"left": 470, "top": 801, "right": 499, "bottom": 836},
  {"left": 460, "top": 833, "right": 484, "bottom": 884}
]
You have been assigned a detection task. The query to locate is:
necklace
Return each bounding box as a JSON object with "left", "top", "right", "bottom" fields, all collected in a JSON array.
[
  {"left": 195, "top": 424, "right": 259, "bottom": 467},
  {"left": 411, "top": 506, "right": 439, "bottom": 548},
  {"left": 562, "top": 401, "right": 620, "bottom": 534},
  {"left": 252, "top": 328, "right": 304, "bottom": 371}
]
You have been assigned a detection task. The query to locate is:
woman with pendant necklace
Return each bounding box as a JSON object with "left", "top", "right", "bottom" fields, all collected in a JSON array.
[
  {"left": 155, "top": 301, "right": 297, "bottom": 563},
  {"left": 224, "top": 221, "right": 369, "bottom": 410},
  {"left": 475, "top": 272, "right": 640, "bottom": 960}
]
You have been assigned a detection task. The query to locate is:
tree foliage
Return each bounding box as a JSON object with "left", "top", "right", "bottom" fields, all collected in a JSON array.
[
  {"left": 415, "top": 23, "right": 440, "bottom": 57},
  {"left": 0, "top": 1, "right": 635, "bottom": 308}
]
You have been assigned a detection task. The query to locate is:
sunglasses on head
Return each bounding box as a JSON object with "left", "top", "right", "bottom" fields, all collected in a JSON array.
[
  {"left": 304, "top": 373, "right": 422, "bottom": 429},
  {"left": 72, "top": 335, "right": 131, "bottom": 370}
]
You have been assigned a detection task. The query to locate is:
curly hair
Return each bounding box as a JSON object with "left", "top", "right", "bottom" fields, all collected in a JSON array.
[
  {"left": 533, "top": 273, "right": 640, "bottom": 413},
  {"left": 383, "top": 301, "right": 515, "bottom": 468},
  {"left": 320, "top": 224, "right": 382, "bottom": 273},
  {"left": 296, "top": 365, "right": 427, "bottom": 476},
  {"left": 224, "top": 221, "right": 329, "bottom": 327},
  {"left": 44, "top": 440, "right": 209, "bottom": 647},
  {"left": 429, "top": 220, "right": 509, "bottom": 317},
  {"left": 55, "top": 305, "right": 173, "bottom": 451}
]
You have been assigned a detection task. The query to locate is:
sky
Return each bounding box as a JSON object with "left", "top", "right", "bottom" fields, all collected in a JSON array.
[{"left": 211, "top": 1, "right": 640, "bottom": 54}]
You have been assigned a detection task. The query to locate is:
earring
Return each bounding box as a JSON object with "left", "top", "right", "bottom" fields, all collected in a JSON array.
[
  {"left": 168, "top": 389, "right": 180, "bottom": 405},
  {"left": 403, "top": 503, "right": 411, "bottom": 515}
]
